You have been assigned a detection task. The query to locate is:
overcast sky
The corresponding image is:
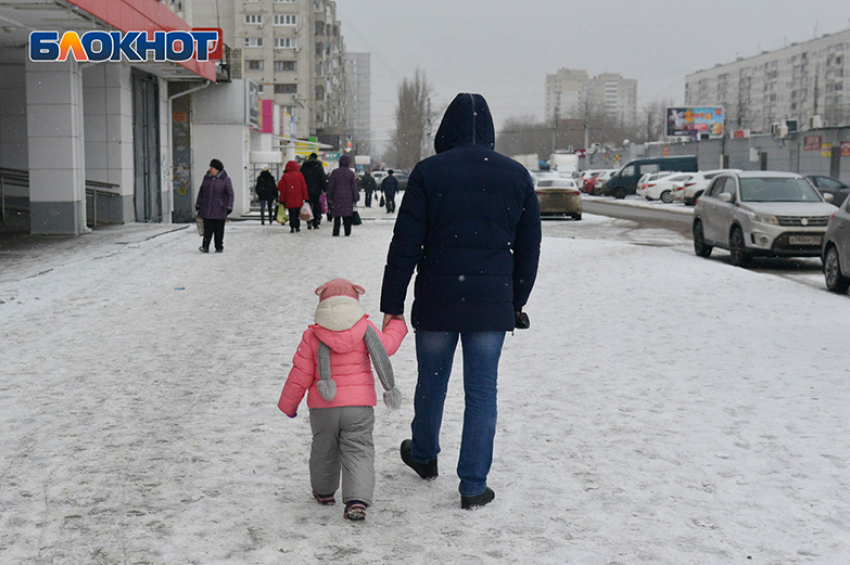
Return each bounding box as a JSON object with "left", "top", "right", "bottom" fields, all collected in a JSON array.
[{"left": 336, "top": 0, "right": 849, "bottom": 153}]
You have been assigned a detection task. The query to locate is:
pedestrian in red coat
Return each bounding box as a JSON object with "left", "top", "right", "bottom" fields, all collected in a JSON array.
[{"left": 278, "top": 160, "right": 310, "bottom": 233}]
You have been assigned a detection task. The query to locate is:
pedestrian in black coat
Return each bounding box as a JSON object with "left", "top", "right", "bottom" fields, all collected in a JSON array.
[
  {"left": 300, "top": 153, "right": 328, "bottom": 229},
  {"left": 379, "top": 93, "right": 541, "bottom": 509},
  {"left": 360, "top": 171, "right": 377, "bottom": 208},
  {"left": 255, "top": 168, "right": 278, "bottom": 225},
  {"left": 380, "top": 170, "right": 399, "bottom": 213}
]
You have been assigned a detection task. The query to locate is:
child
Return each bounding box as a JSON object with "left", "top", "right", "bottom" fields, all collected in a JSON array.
[{"left": 278, "top": 278, "right": 408, "bottom": 521}]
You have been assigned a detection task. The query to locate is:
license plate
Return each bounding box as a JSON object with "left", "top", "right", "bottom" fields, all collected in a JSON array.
[{"left": 789, "top": 235, "right": 821, "bottom": 245}]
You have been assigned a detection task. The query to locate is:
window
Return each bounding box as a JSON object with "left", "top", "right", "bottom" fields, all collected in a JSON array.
[
  {"left": 275, "top": 60, "right": 296, "bottom": 71},
  {"left": 244, "top": 14, "right": 263, "bottom": 25},
  {"left": 709, "top": 177, "right": 727, "bottom": 197},
  {"left": 315, "top": 22, "right": 325, "bottom": 35},
  {"left": 274, "top": 14, "right": 297, "bottom": 25},
  {"left": 274, "top": 84, "right": 297, "bottom": 94},
  {"left": 257, "top": 84, "right": 264, "bottom": 94},
  {"left": 244, "top": 37, "right": 263, "bottom": 48},
  {"left": 316, "top": 85, "right": 325, "bottom": 100},
  {"left": 246, "top": 60, "right": 264, "bottom": 70},
  {"left": 276, "top": 0, "right": 296, "bottom": 2},
  {"left": 275, "top": 38, "right": 296, "bottom": 49}
]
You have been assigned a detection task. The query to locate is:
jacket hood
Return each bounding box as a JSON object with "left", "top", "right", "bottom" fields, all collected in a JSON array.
[
  {"left": 311, "top": 316, "right": 370, "bottom": 353},
  {"left": 285, "top": 160, "right": 300, "bottom": 173},
  {"left": 259, "top": 170, "right": 273, "bottom": 180},
  {"left": 339, "top": 154, "right": 352, "bottom": 167},
  {"left": 434, "top": 93, "right": 495, "bottom": 154}
]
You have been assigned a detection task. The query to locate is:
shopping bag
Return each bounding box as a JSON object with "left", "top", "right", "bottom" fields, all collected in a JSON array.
[
  {"left": 300, "top": 202, "right": 313, "bottom": 221},
  {"left": 379, "top": 195, "right": 385, "bottom": 207},
  {"left": 276, "top": 205, "right": 288, "bottom": 224},
  {"left": 320, "top": 193, "right": 328, "bottom": 214},
  {"left": 351, "top": 211, "right": 362, "bottom": 226},
  {"left": 195, "top": 217, "right": 204, "bottom": 236}
]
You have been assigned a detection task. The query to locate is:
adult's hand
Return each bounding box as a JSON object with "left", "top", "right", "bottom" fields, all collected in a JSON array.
[{"left": 382, "top": 313, "right": 405, "bottom": 332}]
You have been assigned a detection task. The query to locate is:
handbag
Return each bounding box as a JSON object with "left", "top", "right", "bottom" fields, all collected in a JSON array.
[
  {"left": 276, "top": 205, "right": 288, "bottom": 224},
  {"left": 351, "top": 211, "right": 362, "bottom": 226},
  {"left": 379, "top": 194, "right": 385, "bottom": 207},
  {"left": 320, "top": 193, "right": 328, "bottom": 214},
  {"left": 195, "top": 217, "right": 204, "bottom": 236},
  {"left": 300, "top": 202, "right": 313, "bottom": 221}
]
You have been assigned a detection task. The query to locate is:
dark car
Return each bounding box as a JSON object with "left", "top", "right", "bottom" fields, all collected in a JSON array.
[
  {"left": 394, "top": 170, "right": 410, "bottom": 190},
  {"left": 603, "top": 156, "right": 698, "bottom": 199},
  {"left": 822, "top": 192, "right": 850, "bottom": 293},
  {"left": 807, "top": 175, "right": 850, "bottom": 207}
]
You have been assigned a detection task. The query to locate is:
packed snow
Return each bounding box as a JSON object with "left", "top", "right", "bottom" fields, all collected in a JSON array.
[{"left": 1, "top": 209, "right": 848, "bottom": 565}]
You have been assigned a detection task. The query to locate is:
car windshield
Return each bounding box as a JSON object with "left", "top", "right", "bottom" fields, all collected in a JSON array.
[
  {"left": 739, "top": 178, "right": 823, "bottom": 202},
  {"left": 537, "top": 179, "right": 574, "bottom": 188}
]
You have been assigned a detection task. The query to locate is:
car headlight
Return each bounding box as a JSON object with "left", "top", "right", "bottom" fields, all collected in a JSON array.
[{"left": 747, "top": 212, "right": 779, "bottom": 225}]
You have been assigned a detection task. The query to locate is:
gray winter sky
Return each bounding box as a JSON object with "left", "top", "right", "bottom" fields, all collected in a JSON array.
[{"left": 336, "top": 0, "right": 849, "bottom": 154}]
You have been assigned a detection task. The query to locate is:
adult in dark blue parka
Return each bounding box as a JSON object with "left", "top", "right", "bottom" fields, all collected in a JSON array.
[{"left": 380, "top": 93, "right": 541, "bottom": 509}]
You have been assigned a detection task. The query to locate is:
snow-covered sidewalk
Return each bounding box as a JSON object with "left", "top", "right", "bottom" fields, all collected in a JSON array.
[
  {"left": 583, "top": 193, "right": 695, "bottom": 215},
  {"left": 1, "top": 216, "right": 848, "bottom": 564}
]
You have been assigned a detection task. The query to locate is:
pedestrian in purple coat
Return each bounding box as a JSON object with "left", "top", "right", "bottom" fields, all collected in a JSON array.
[
  {"left": 195, "top": 158, "right": 234, "bottom": 253},
  {"left": 327, "top": 154, "right": 359, "bottom": 237}
]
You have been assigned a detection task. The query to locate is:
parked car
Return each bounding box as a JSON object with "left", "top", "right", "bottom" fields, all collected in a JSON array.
[
  {"left": 604, "top": 156, "right": 698, "bottom": 199},
  {"left": 635, "top": 172, "right": 679, "bottom": 202},
  {"left": 577, "top": 169, "right": 606, "bottom": 191},
  {"left": 530, "top": 170, "right": 561, "bottom": 185},
  {"left": 675, "top": 169, "right": 743, "bottom": 206},
  {"left": 591, "top": 169, "right": 617, "bottom": 195},
  {"left": 371, "top": 170, "right": 388, "bottom": 186},
  {"left": 693, "top": 171, "right": 838, "bottom": 267},
  {"left": 807, "top": 175, "right": 850, "bottom": 207},
  {"left": 534, "top": 178, "right": 582, "bottom": 220},
  {"left": 394, "top": 170, "right": 410, "bottom": 190},
  {"left": 822, "top": 193, "right": 850, "bottom": 293}
]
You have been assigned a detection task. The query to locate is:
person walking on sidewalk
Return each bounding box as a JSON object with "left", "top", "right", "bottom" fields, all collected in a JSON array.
[
  {"left": 254, "top": 167, "right": 278, "bottom": 226},
  {"left": 195, "top": 158, "right": 234, "bottom": 253},
  {"left": 278, "top": 278, "right": 408, "bottom": 521},
  {"left": 380, "top": 170, "right": 398, "bottom": 214},
  {"left": 327, "top": 154, "right": 359, "bottom": 237},
  {"left": 360, "top": 170, "right": 377, "bottom": 208},
  {"left": 300, "top": 153, "right": 328, "bottom": 230},
  {"left": 380, "top": 93, "right": 542, "bottom": 509},
  {"left": 278, "top": 160, "right": 309, "bottom": 233}
]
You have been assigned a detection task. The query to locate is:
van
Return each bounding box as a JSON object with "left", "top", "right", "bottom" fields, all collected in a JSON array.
[{"left": 603, "top": 156, "right": 698, "bottom": 199}]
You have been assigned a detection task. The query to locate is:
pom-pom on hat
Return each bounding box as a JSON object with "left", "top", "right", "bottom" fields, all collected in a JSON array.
[{"left": 315, "top": 278, "right": 365, "bottom": 302}]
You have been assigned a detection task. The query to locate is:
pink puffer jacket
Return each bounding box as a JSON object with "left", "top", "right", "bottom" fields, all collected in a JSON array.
[{"left": 278, "top": 316, "right": 407, "bottom": 417}]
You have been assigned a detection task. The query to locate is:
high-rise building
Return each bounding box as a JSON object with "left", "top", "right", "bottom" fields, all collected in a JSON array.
[
  {"left": 685, "top": 28, "right": 850, "bottom": 132},
  {"left": 180, "top": 0, "right": 348, "bottom": 141},
  {"left": 545, "top": 69, "right": 637, "bottom": 127},
  {"left": 344, "top": 52, "right": 371, "bottom": 154}
]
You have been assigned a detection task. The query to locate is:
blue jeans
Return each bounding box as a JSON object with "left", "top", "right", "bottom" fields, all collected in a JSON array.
[{"left": 411, "top": 330, "right": 506, "bottom": 497}]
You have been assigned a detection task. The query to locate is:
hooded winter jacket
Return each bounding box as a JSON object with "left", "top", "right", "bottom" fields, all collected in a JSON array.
[
  {"left": 277, "top": 298, "right": 407, "bottom": 417},
  {"left": 195, "top": 170, "right": 234, "bottom": 220},
  {"left": 327, "top": 154, "right": 359, "bottom": 217},
  {"left": 255, "top": 170, "right": 277, "bottom": 200},
  {"left": 380, "top": 93, "right": 542, "bottom": 332},
  {"left": 278, "top": 161, "right": 309, "bottom": 209},
  {"left": 300, "top": 157, "right": 328, "bottom": 198}
]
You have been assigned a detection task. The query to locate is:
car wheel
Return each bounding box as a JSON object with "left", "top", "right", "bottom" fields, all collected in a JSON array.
[
  {"left": 572, "top": 213, "right": 582, "bottom": 221},
  {"left": 693, "top": 220, "right": 712, "bottom": 258},
  {"left": 684, "top": 198, "right": 695, "bottom": 207},
  {"left": 729, "top": 227, "right": 750, "bottom": 267},
  {"left": 824, "top": 245, "right": 850, "bottom": 293},
  {"left": 660, "top": 190, "right": 673, "bottom": 204},
  {"left": 613, "top": 188, "right": 626, "bottom": 199}
]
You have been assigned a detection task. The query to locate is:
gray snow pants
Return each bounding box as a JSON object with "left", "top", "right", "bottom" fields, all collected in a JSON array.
[{"left": 309, "top": 406, "right": 375, "bottom": 506}]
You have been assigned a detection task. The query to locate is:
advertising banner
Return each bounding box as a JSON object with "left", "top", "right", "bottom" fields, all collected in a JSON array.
[
  {"left": 841, "top": 142, "right": 850, "bottom": 157},
  {"left": 666, "top": 107, "right": 724, "bottom": 138},
  {"left": 803, "top": 135, "right": 822, "bottom": 151}
]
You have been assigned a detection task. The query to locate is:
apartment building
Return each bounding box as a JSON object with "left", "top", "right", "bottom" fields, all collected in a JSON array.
[
  {"left": 344, "top": 52, "right": 371, "bottom": 154},
  {"left": 685, "top": 28, "right": 850, "bottom": 132},
  {"left": 183, "top": 0, "right": 348, "bottom": 140},
  {"left": 545, "top": 68, "right": 638, "bottom": 127}
]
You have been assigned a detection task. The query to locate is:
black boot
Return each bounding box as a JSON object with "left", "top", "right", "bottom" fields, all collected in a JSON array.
[
  {"left": 400, "top": 439, "right": 438, "bottom": 479},
  {"left": 461, "top": 488, "right": 495, "bottom": 510}
]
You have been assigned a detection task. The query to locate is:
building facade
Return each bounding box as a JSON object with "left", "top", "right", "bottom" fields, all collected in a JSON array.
[
  {"left": 344, "top": 52, "right": 371, "bottom": 154},
  {"left": 545, "top": 68, "right": 637, "bottom": 127},
  {"left": 685, "top": 28, "right": 850, "bottom": 133},
  {"left": 184, "top": 0, "right": 348, "bottom": 141}
]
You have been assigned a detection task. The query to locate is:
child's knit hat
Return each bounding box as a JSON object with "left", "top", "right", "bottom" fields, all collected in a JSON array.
[{"left": 314, "top": 278, "right": 367, "bottom": 332}]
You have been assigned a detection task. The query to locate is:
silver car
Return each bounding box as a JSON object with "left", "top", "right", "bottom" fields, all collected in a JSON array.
[
  {"left": 822, "top": 193, "right": 850, "bottom": 293},
  {"left": 693, "top": 171, "right": 838, "bottom": 267}
]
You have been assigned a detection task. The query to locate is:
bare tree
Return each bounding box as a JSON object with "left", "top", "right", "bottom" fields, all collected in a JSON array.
[
  {"left": 637, "top": 98, "right": 675, "bottom": 143},
  {"left": 385, "top": 69, "right": 436, "bottom": 171}
]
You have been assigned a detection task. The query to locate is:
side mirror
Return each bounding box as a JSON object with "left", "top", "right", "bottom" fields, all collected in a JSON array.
[
  {"left": 823, "top": 192, "right": 835, "bottom": 203},
  {"left": 717, "top": 193, "right": 733, "bottom": 203}
]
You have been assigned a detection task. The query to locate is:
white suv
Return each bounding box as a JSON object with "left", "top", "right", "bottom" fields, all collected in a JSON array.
[{"left": 693, "top": 171, "right": 838, "bottom": 266}]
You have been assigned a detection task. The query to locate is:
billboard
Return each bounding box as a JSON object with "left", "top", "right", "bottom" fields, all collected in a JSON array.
[{"left": 666, "top": 107, "right": 724, "bottom": 138}]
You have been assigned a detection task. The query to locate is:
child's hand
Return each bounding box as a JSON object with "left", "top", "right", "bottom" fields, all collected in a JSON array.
[
  {"left": 287, "top": 412, "right": 297, "bottom": 419},
  {"left": 382, "top": 313, "right": 405, "bottom": 332}
]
